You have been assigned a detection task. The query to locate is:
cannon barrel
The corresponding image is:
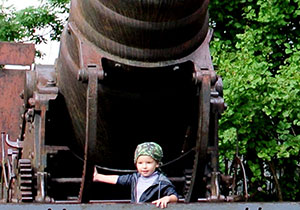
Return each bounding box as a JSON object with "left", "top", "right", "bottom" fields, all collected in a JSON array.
[{"left": 69, "top": 0, "right": 209, "bottom": 62}]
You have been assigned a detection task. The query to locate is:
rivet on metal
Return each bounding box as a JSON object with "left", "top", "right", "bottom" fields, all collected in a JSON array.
[
  {"left": 173, "top": 66, "right": 180, "bottom": 71},
  {"left": 114, "top": 63, "right": 121, "bottom": 68}
]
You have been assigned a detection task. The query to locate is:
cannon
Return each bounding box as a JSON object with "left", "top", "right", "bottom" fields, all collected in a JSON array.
[{"left": 0, "top": 0, "right": 236, "bottom": 204}]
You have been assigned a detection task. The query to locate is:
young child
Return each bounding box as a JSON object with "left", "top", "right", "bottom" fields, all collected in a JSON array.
[{"left": 93, "top": 142, "right": 178, "bottom": 208}]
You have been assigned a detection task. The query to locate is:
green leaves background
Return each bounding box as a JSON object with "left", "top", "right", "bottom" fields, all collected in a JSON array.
[{"left": 210, "top": 0, "right": 300, "bottom": 201}]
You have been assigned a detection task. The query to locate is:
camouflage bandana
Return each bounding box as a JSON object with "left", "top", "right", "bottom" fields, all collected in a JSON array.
[{"left": 134, "top": 142, "right": 163, "bottom": 164}]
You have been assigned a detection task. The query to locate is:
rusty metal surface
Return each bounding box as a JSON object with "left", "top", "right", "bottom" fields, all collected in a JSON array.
[
  {"left": 0, "top": 69, "right": 25, "bottom": 143},
  {"left": 0, "top": 41, "right": 35, "bottom": 161},
  {"left": 69, "top": 0, "right": 209, "bottom": 62},
  {"left": 0, "top": 42, "right": 35, "bottom": 66},
  {"left": 79, "top": 66, "right": 101, "bottom": 203},
  {"left": 185, "top": 70, "right": 212, "bottom": 202},
  {"left": 1, "top": 202, "right": 300, "bottom": 210},
  {"left": 33, "top": 65, "right": 57, "bottom": 202}
]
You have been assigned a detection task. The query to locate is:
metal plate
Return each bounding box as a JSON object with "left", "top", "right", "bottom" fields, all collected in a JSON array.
[
  {"left": 0, "top": 69, "right": 25, "bottom": 140},
  {"left": 0, "top": 42, "right": 35, "bottom": 66}
]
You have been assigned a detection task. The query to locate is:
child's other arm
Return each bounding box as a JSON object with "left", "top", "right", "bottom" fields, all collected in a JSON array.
[{"left": 93, "top": 167, "right": 119, "bottom": 184}]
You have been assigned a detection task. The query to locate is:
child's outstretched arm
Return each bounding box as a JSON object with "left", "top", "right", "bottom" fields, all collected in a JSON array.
[
  {"left": 93, "top": 167, "right": 119, "bottom": 184},
  {"left": 152, "top": 194, "right": 178, "bottom": 209}
]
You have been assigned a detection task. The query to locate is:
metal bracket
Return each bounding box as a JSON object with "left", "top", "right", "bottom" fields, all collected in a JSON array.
[
  {"left": 3, "top": 132, "right": 23, "bottom": 149},
  {"left": 193, "top": 66, "right": 217, "bottom": 85},
  {"left": 78, "top": 64, "right": 105, "bottom": 83},
  {"left": 35, "top": 172, "right": 48, "bottom": 202},
  {"left": 78, "top": 65, "right": 101, "bottom": 203},
  {"left": 7, "top": 149, "right": 18, "bottom": 180}
]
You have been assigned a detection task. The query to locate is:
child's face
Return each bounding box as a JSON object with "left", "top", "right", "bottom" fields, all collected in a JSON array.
[{"left": 136, "top": 155, "right": 159, "bottom": 177}]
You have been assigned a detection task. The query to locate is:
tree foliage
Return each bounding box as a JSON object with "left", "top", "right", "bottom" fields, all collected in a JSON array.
[
  {"left": 0, "top": 0, "right": 69, "bottom": 56},
  {"left": 209, "top": 0, "right": 300, "bottom": 201}
]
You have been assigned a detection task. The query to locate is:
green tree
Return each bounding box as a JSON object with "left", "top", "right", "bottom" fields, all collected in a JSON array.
[
  {"left": 0, "top": 0, "right": 69, "bottom": 56},
  {"left": 210, "top": 0, "right": 300, "bottom": 201}
]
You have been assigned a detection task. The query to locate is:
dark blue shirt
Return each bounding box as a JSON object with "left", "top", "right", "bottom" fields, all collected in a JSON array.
[{"left": 117, "top": 172, "right": 178, "bottom": 203}]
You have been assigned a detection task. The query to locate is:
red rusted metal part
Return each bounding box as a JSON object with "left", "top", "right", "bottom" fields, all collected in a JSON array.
[
  {"left": 30, "top": 65, "right": 58, "bottom": 202},
  {"left": 0, "top": 42, "right": 35, "bottom": 66},
  {"left": 67, "top": 23, "right": 105, "bottom": 79},
  {"left": 0, "top": 42, "right": 36, "bottom": 160},
  {"left": 0, "top": 42, "right": 36, "bottom": 201},
  {"left": 57, "top": 19, "right": 111, "bottom": 165},
  {"left": 79, "top": 66, "right": 100, "bottom": 203},
  {"left": 0, "top": 69, "right": 25, "bottom": 160}
]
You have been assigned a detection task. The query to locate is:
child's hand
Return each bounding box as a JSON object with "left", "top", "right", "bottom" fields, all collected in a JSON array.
[
  {"left": 152, "top": 195, "right": 178, "bottom": 209},
  {"left": 152, "top": 196, "right": 171, "bottom": 209},
  {"left": 152, "top": 196, "right": 169, "bottom": 208},
  {"left": 93, "top": 167, "right": 98, "bottom": 182},
  {"left": 92, "top": 167, "right": 119, "bottom": 184}
]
